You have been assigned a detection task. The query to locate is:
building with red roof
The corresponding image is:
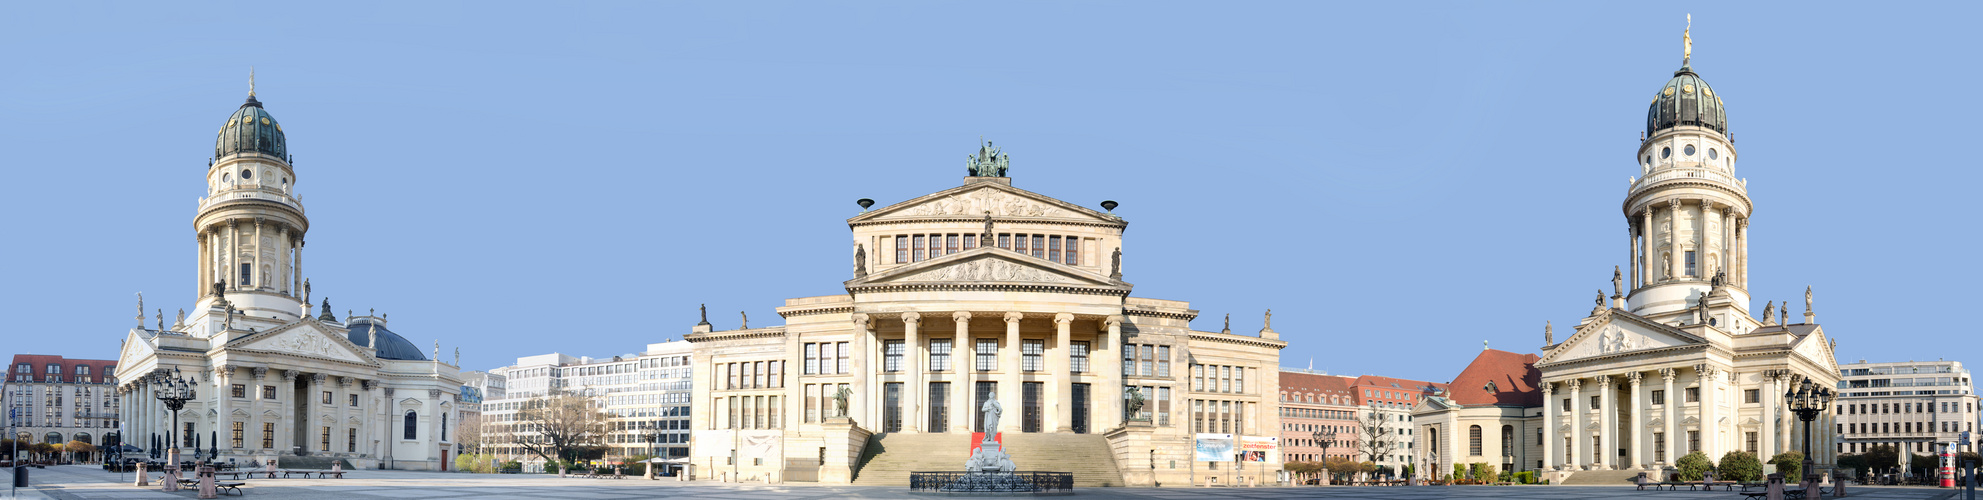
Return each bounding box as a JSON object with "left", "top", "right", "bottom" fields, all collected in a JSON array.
[
  {"left": 1412, "top": 348, "right": 1542, "bottom": 479},
  {"left": 1277, "top": 369, "right": 1358, "bottom": 470},
  {"left": 4, "top": 354, "right": 124, "bottom": 462}
]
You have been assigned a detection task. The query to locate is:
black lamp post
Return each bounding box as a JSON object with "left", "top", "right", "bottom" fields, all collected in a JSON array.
[
  {"left": 153, "top": 367, "right": 198, "bottom": 467},
  {"left": 1311, "top": 429, "right": 1328, "bottom": 485},
  {"left": 1784, "top": 377, "right": 1836, "bottom": 480}
]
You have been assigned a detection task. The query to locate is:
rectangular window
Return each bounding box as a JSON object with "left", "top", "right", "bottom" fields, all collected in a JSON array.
[
  {"left": 1065, "top": 236, "right": 1079, "bottom": 265},
  {"left": 1023, "top": 382, "right": 1043, "bottom": 433},
  {"left": 1220, "top": 366, "right": 1231, "bottom": 393},
  {"left": 240, "top": 263, "right": 251, "bottom": 286},
  {"left": 947, "top": 235, "right": 960, "bottom": 256},
  {"left": 998, "top": 234, "right": 1011, "bottom": 250},
  {"left": 883, "top": 382, "right": 903, "bottom": 433},
  {"left": 963, "top": 234, "right": 976, "bottom": 250},
  {"left": 1014, "top": 234, "right": 1027, "bottom": 255},
  {"left": 1022, "top": 339, "right": 1044, "bottom": 372},
  {"left": 1688, "top": 430, "right": 1700, "bottom": 453},
  {"left": 930, "top": 339, "right": 952, "bottom": 372},
  {"left": 1125, "top": 345, "right": 1136, "bottom": 376},
  {"left": 1031, "top": 235, "right": 1045, "bottom": 258},
  {"left": 262, "top": 385, "right": 276, "bottom": 400},
  {"left": 895, "top": 236, "right": 908, "bottom": 264},
  {"left": 1655, "top": 433, "right": 1666, "bottom": 463},
  {"left": 1234, "top": 365, "right": 1243, "bottom": 393},
  {"left": 929, "top": 382, "right": 949, "bottom": 433},
  {"left": 804, "top": 343, "right": 819, "bottom": 375},
  {"left": 231, "top": 421, "right": 244, "bottom": 448},
  {"left": 976, "top": 339, "right": 998, "bottom": 371},
  {"left": 884, "top": 340, "right": 904, "bottom": 372},
  {"left": 184, "top": 422, "right": 196, "bottom": 447},
  {"left": 1685, "top": 251, "right": 1697, "bottom": 276},
  {"left": 348, "top": 428, "right": 357, "bottom": 452},
  {"left": 838, "top": 342, "right": 850, "bottom": 374},
  {"left": 1652, "top": 389, "right": 1665, "bottom": 405},
  {"left": 1562, "top": 399, "right": 1571, "bottom": 411},
  {"left": 1070, "top": 341, "right": 1090, "bottom": 373},
  {"left": 1591, "top": 395, "right": 1600, "bottom": 410},
  {"left": 1157, "top": 346, "right": 1171, "bottom": 377},
  {"left": 1157, "top": 387, "right": 1171, "bottom": 426},
  {"left": 232, "top": 384, "right": 246, "bottom": 398},
  {"left": 913, "top": 235, "right": 926, "bottom": 262},
  {"left": 262, "top": 422, "right": 275, "bottom": 449},
  {"left": 1048, "top": 236, "right": 1061, "bottom": 262},
  {"left": 1685, "top": 387, "right": 1699, "bottom": 403},
  {"left": 321, "top": 426, "right": 331, "bottom": 451},
  {"left": 1745, "top": 389, "right": 1759, "bottom": 404},
  {"left": 755, "top": 361, "right": 766, "bottom": 388},
  {"left": 349, "top": 394, "right": 358, "bottom": 407},
  {"left": 1141, "top": 345, "right": 1155, "bottom": 377},
  {"left": 1746, "top": 431, "right": 1757, "bottom": 452},
  {"left": 1191, "top": 364, "right": 1203, "bottom": 391},
  {"left": 322, "top": 391, "right": 333, "bottom": 405},
  {"left": 805, "top": 384, "right": 820, "bottom": 423}
]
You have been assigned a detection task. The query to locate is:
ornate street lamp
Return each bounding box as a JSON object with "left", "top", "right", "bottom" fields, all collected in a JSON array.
[
  {"left": 1784, "top": 377, "right": 1836, "bottom": 480},
  {"left": 153, "top": 367, "right": 198, "bottom": 467},
  {"left": 1311, "top": 429, "right": 1329, "bottom": 485}
]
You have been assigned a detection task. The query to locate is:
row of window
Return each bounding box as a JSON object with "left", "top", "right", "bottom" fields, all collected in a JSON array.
[
  {"left": 1191, "top": 399, "right": 1246, "bottom": 435},
  {"left": 1843, "top": 401, "right": 1974, "bottom": 415},
  {"left": 1125, "top": 344, "right": 1171, "bottom": 378},
  {"left": 1189, "top": 363, "right": 1245, "bottom": 394},
  {"left": 1566, "top": 387, "right": 1702, "bottom": 411},
  {"left": 717, "top": 361, "right": 786, "bottom": 391},
  {"left": 1841, "top": 421, "right": 1974, "bottom": 435},
  {"left": 1283, "top": 393, "right": 1350, "bottom": 405},
  {"left": 801, "top": 383, "right": 852, "bottom": 424},
  {"left": 891, "top": 233, "right": 1084, "bottom": 266},
  {"left": 1280, "top": 408, "right": 1353, "bottom": 420},
  {"left": 14, "top": 364, "right": 106, "bottom": 375},
  {"left": 802, "top": 342, "right": 851, "bottom": 375},
  {"left": 720, "top": 394, "right": 782, "bottom": 430}
]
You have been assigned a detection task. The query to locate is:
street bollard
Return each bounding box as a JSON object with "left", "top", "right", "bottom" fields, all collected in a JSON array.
[{"left": 135, "top": 462, "right": 148, "bottom": 486}]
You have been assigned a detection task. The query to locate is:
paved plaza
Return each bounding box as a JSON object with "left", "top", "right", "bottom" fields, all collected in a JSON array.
[{"left": 3, "top": 466, "right": 1965, "bottom": 500}]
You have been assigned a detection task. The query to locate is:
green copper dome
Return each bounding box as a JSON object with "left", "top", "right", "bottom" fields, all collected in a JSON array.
[
  {"left": 1645, "top": 66, "right": 1727, "bottom": 137},
  {"left": 215, "top": 95, "right": 287, "bottom": 161}
]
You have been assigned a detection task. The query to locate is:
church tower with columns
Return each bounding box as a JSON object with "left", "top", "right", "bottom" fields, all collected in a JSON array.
[{"left": 195, "top": 72, "right": 311, "bottom": 325}]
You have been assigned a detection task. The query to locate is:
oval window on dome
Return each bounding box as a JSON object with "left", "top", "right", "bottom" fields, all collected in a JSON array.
[
  {"left": 260, "top": 117, "right": 270, "bottom": 125},
  {"left": 1661, "top": 147, "right": 1671, "bottom": 159},
  {"left": 275, "top": 123, "right": 282, "bottom": 132},
  {"left": 1704, "top": 87, "right": 1714, "bottom": 97},
  {"left": 222, "top": 173, "right": 231, "bottom": 182},
  {"left": 1708, "top": 148, "right": 1719, "bottom": 160},
  {"left": 1663, "top": 87, "right": 1674, "bottom": 96},
  {"left": 1684, "top": 145, "right": 1696, "bottom": 156},
  {"left": 241, "top": 169, "right": 252, "bottom": 179},
  {"left": 1683, "top": 84, "right": 1695, "bottom": 93}
]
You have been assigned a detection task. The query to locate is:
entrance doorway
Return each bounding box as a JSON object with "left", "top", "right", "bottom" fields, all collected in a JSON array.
[{"left": 1071, "top": 384, "right": 1090, "bottom": 434}]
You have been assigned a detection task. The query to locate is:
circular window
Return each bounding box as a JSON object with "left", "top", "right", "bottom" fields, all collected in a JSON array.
[
  {"left": 221, "top": 173, "right": 231, "bottom": 182},
  {"left": 1684, "top": 145, "right": 1696, "bottom": 156},
  {"left": 1661, "top": 147, "right": 1671, "bottom": 159},
  {"left": 1708, "top": 149, "right": 1719, "bottom": 160},
  {"left": 241, "top": 170, "right": 252, "bottom": 179}
]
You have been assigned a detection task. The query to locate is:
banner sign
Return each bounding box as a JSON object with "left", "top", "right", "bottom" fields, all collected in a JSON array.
[
  {"left": 1240, "top": 436, "right": 1277, "bottom": 462},
  {"left": 1195, "top": 433, "right": 1235, "bottom": 462}
]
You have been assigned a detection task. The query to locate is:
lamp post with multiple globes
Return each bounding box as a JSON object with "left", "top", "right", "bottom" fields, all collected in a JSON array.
[{"left": 1784, "top": 377, "right": 1836, "bottom": 480}]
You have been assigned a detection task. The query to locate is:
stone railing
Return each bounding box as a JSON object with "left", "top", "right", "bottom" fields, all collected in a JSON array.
[
  {"left": 199, "top": 188, "right": 304, "bottom": 211},
  {"left": 1631, "top": 168, "right": 1745, "bottom": 194}
]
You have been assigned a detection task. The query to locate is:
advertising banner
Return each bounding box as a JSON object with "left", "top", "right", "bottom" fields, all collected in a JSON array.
[
  {"left": 1240, "top": 436, "right": 1277, "bottom": 462},
  {"left": 1195, "top": 433, "right": 1235, "bottom": 462}
]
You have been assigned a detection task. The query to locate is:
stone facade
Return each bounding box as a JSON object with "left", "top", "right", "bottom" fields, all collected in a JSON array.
[
  {"left": 685, "top": 154, "right": 1284, "bottom": 485},
  {"left": 110, "top": 88, "right": 462, "bottom": 470},
  {"left": 4, "top": 355, "right": 122, "bottom": 462}
]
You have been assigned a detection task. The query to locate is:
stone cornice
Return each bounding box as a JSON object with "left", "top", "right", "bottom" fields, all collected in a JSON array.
[
  {"left": 777, "top": 306, "right": 853, "bottom": 319},
  {"left": 685, "top": 327, "right": 789, "bottom": 343},
  {"left": 1124, "top": 309, "right": 1197, "bottom": 321},
  {"left": 847, "top": 282, "right": 1130, "bottom": 297},
  {"left": 1624, "top": 183, "right": 1754, "bottom": 217},
  {"left": 1534, "top": 342, "right": 1721, "bottom": 372},
  {"left": 1186, "top": 331, "right": 1286, "bottom": 350},
  {"left": 849, "top": 216, "right": 1127, "bottom": 231}
]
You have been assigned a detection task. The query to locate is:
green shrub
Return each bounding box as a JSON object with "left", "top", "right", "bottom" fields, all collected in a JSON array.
[
  {"left": 1453, "top": 463, "right": 1465, "bottom": 480},
  {"left": 1677, "top": 451, "right": 1715, "bottom": 481},
  {"left": 1769, "top": 451, "right": 1804, "bottom": 476},
  {"left": 1718, "top": 451, "right": 1763, "bottom": 482}
]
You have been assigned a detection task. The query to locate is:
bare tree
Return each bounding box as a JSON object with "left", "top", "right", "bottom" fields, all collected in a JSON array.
[
  {"left": 510, "top": 389, "right": 610, "bottom": 464},
  {"left": 1353, "top": 407, "right": 1398, "bottom": 465},
  {"left": 456, "top": 413, "right": 485, "bottom": 455}
]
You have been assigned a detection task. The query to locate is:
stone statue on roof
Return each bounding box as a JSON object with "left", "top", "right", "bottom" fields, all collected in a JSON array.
[
  {"left": 1612, "top": 266, "right": 1623, "bottom": 297},
  {"left": 1544, "top": 321, "right": 1553, "bottom": 345},
  {"left": 853, "top": 244, "right": 867, "bottom": 278}
]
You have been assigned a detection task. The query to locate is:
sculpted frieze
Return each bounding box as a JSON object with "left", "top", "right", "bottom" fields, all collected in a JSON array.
[
  {"left": 904, "top": 188, "right": 1062, "bottom": 218},
  {"left": 901, "top": 258, "right": 1071, "bottom": 283},
  {"left": 266, "top": 331, "right": 338, "bottom": 357}
]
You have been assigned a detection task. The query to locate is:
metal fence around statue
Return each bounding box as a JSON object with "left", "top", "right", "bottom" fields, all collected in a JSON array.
[{"left": 908, "top": 471, "right": 1074, "bottom": 493}]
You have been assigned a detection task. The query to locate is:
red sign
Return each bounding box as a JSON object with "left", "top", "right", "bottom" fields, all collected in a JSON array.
[{"left": 969, "top": 432, "right": 1004, "bottom": 456}]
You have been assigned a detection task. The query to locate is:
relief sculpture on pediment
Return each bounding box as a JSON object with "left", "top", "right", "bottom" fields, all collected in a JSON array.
[
  {"left": 902, "top": 259, "right": 1071, "bottom": 283},
  {"left": 907, "top": 188, "right": 1062, "bottom": 218},
  {"left": 267, "top": 331, "right": 336, "bottom": 357}
]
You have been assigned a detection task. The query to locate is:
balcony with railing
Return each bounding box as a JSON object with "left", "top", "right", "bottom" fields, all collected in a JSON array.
[
  {"left": 199, "top": 185, "right": 304, "bottom": 212},
  {"left": 1630, "top": 167, "right": 1746, "bottom": 196}
]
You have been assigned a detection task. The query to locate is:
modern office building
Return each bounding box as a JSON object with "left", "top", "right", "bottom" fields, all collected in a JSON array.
[
  {"left": 1834, "top": 360, "right": 1979, "bottom": 456},
  {"left": 481, "top": 340, "right": 694, "bottom": 465}
]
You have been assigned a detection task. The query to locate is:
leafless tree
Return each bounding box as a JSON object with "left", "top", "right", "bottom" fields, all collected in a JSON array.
[
  {"left": 1353, "top": 407, "right": 1398, "bottom": 464},
  {"left": 510, "top": 389, "right": 609, "bottom": 464},
  {"left": 456, "top": 413, "right": 486, "bottom": 455}
]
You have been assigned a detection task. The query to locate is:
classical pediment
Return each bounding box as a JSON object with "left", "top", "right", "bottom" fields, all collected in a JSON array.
[
  {"left": 850, "top": 182, "right": 1121, "bottom": 225},
  {"left": 1789, "top": 326, "right": 1838, "bottom": 371},
  {"left": 1681, "top": 416, "right": 1700, "bottom": 425},
  {"left": 116, "top": 331, "right": 158, "bottom": 376},
  {"left": 227, "top": 322, "right": 375, "bottom": 366},
  {"left": 848, "top": 247, "right": 1126, "bottom": 290},
  {"left": 1539, "top": 310, "right": 1706, "bottom": 365},
  {"left": 1646, "top": 416, "right": 1665, "bottom": 427}
]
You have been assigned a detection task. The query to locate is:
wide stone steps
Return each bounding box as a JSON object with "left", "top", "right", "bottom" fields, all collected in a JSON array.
[
  {"left": 850, "top": 432, "right": 1125, "bottom": 487},
  {"left": 1559, "top": 469, "right": 1646, "bottom": 485}
]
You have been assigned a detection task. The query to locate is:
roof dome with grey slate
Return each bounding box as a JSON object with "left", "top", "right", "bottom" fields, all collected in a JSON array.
[
  {"left": 215, "top": 94, "right": 288, "bottom": 160},
  {"left": 345, "top": 318, "right": 426, "bottom": 361},
  {"left": 1645, "top": 66, "right": 1728, "bottom": 137}
]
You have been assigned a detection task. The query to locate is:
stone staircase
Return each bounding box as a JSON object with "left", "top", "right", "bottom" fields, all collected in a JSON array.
[
  {"left": 849, "top": 432, "right": 1126, "bottom": 487},
  {"left": 1559, "top": 469, "right": 1645, "bottom": 485}
]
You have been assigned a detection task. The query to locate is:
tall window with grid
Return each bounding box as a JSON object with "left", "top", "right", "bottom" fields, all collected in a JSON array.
[
  {"left": 895, "top": 237, "right": 908, "bottom": 264},
  {"left": 837, "top": 342, "right": 850, "bottom": 374},
  {"left": 1030, "top": 235, "right": 1045, "bottom": 258},
  {"left": 913, "top": 235, "right": 926, "bottom": 262},
  {"left": 947, "top": 235, "right": 960, "bottom": 256},
  {"left": 1070, "top": 341, "right": 1090, "bottom": 373},
  {"left": 231, "top": 422, "right": 244, "bottom": 448},
  {"left": 1157, "top": 346, "right": 1171, "bottom": 377},
  {"left": 929, "top": 339, "right": 952, "bottom": 372},
  {"left": 804, "top": 343, "right": 819, "bottom": 375},
  {"left": 1065, "top": 236, "right": 1078, "bottom": 264},
  {"left": 1014, "top": 234, "right": 1027, "bottom": 255},
  {"left": 1140, "top": 345, "right": 1155, "bottom": 376},
  {"left": 976, "top": 339, "right": 998, "bottom": 371},
  {"left": 1022, "top": 340, "right": 1044, "bottom": 372},
  {"left": 884, "top": 341, "right": 904, "bottom": 372},
  {"left": 1048, "top": 236, "right": 1061, "bottom": 262}
]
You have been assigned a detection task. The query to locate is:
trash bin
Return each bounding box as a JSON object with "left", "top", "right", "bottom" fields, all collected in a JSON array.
[{"left": 13, "top": 465, "right": 27, "bottom": 487}]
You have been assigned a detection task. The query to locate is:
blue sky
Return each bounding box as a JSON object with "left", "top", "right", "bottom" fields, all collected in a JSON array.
[{"left": 3, "top": 2, "right": 1978, "bottom": 383}]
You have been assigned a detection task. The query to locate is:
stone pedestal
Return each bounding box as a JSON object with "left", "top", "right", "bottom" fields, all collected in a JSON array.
[
  {"left": 1103, "top": 423, "right": 1158, "bottom": 487},
  {"left": 817, "top": 417, "right": 871, "bottom": 484},
  {"left": 197, "top": 465, "right": 218, "bottom": 499},
  {"left": 135, "top": 462, "right": 148, "bottom": 486}
]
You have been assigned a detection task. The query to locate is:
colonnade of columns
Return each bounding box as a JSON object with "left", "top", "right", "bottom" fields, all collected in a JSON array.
[
  {"left": 1628, "top": 198, "right": 1747, "bottom": 290},
  {"left": 848, "top": 311, "right": 1122, "bottom": 437},
  {"left": 1545, "top": 365, "right": 1774, "bottom": 471},
  {"left": 121, "top": 367, "right": 379, "bottom": 459},
  {"left": 196, "top": 218, "right": 304, "bottom": 300}
]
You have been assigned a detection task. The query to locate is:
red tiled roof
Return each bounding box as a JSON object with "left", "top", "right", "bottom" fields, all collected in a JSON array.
[
  {"left": 1279, "top": 372, "right": 1357, "bottom": 402},
  {"left": 8, "top": 354, "right": 118, "bottom": 384},
  {"left": 1444, "top": 349, "right": 1543, "bottom": 407}
]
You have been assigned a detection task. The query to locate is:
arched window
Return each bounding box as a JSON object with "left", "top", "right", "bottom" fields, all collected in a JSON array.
[
  {"left": 404, "top": 411, "right": 418, "bottom": 440},
  {"left": 1468, "top": 425, "right": 1483, "bottom": 456},
  {"left": 45, "top": 432, "right": 62, "bottom": 445},
  {"left": 75, "top": 433, "right": 91, "bottom": 445}
]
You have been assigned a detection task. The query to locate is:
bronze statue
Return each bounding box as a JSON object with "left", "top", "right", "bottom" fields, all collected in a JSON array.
[
  {"left": 832, "top": 386, "right": 852, "bottom": 418},
  {"left": 1125, "top": 387, "right": 1147, "bottom": 421},
  {"left": 698, "top": 304, "right": 709, "bottom": 326}
]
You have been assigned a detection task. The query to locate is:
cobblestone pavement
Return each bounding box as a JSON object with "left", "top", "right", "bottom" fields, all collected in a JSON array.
[{"left": 9, "top": 466, "right": 1964, "bottom": 500}]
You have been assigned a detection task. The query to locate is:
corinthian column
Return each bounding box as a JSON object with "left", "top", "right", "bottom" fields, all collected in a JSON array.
[
  {"left": 1628, "top": 372, "right": 1645, "bottom": 469},
  {"left": 1542, "top": 382, "right": 1558, "bottom": 469},
  {"left": 851, "top": 314, "right": 873, "bottom": 426},
  {"left": 1667, "top": 199, "right": 1682, "bottom": 280},
  {"left": 1101, "top": 316, "right": 1123, "bottom": 433},
  {"left": 1051, "top": 313, "right": 1074, "bottom": 433},
  {"left": 901, "top": 312, "right": 922, "bottom": 433},
  {"left": 254, "top": 219, "right": 266, "bottom": 290},
  {"left": 1761, "top": 372, "right": 1779, "bottom": 461},
  {"left": 1568, "top": 379, "right": 1584, "bottom": 469},
  {"left": 1598, "top": 376, "right": 1614, "bottom": 470},
  {"left": 1662, "top": 368, "right": 1678, "bottom": 467}
]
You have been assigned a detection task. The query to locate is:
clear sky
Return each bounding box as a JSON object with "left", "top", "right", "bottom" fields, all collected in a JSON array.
[{"left": 4, "top": 2, "right": 1979, "bottom": 384}]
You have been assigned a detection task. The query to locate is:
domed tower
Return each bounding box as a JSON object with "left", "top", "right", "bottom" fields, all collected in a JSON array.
[
  {"left": 1622, "top": 24, "right": 1754, "bottom": 330},
  {"left": 193, "top": 72, "right": 310, "bottom": 322}
]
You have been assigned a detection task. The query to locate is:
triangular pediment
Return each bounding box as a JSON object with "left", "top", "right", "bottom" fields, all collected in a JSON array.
[
  {"left": 228, "top": 321, "right": 376, "bottom": 366},
  {"left": 1788, "top": 325, "right": 1838, "bottom": 372},
  {"left": 1539, "top": 310, "right": 1708, "bottom": 365},
  {"left": 849, "top": 181, "right": 1121, "bottom": 225},
  {"left": 115, "top": 331, "right": 158, "bottom": 377},
  {"left": 848, "top": 247, "right": 1127, "bottom": 289}
]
